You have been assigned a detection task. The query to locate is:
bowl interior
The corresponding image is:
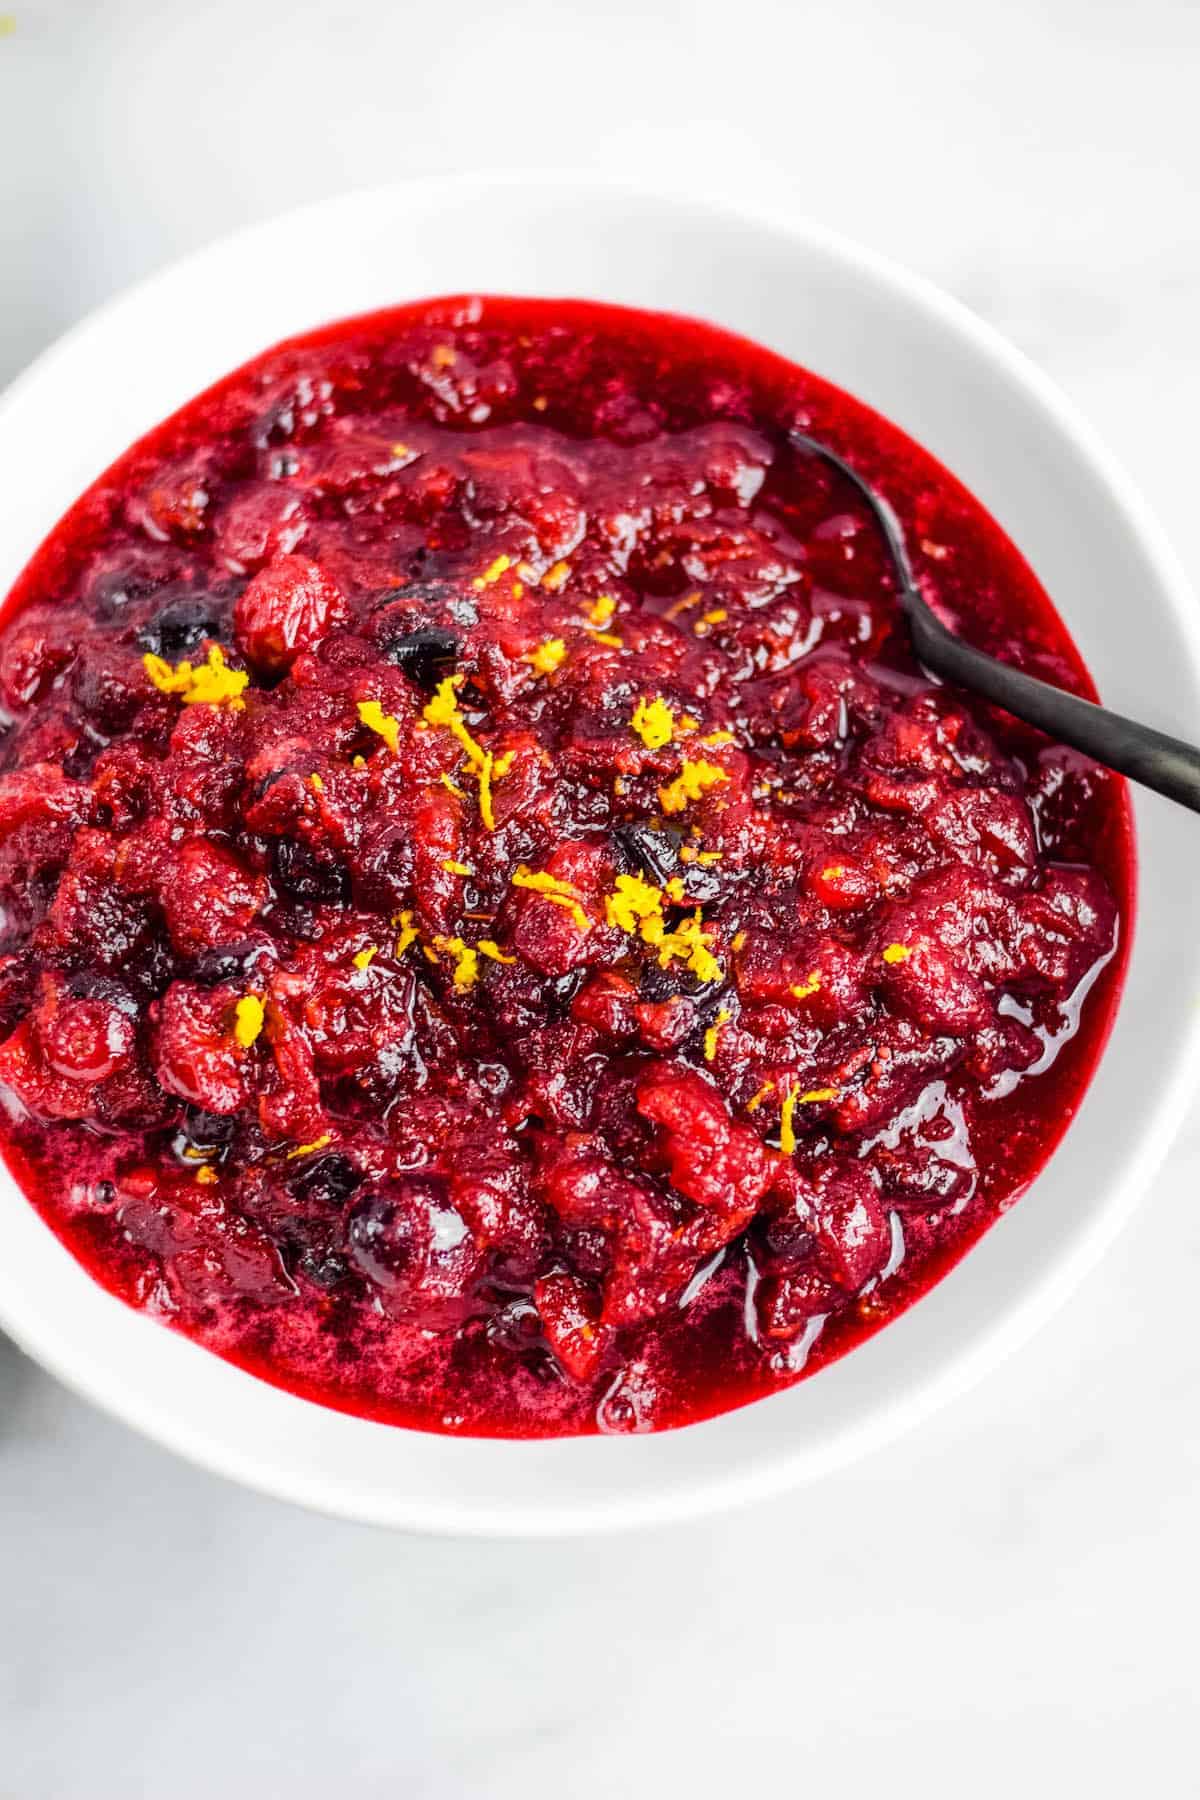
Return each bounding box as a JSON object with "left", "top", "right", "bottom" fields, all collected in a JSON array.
[{"left": 0, "top": 176, "right": 1196, "bottom": 1533}]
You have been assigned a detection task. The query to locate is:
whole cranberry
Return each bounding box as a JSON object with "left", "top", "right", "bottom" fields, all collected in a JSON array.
[
  {"left": 345, "top": 1177, "right": 482, "bottom": 1324},
  {"left": 637, "top": 1063, "right": 774, "bottom": 1216},
  {"left": 233, "top": 553, "right": 349, "bottom": 673},
  {"left": 40, "top": 997, "right": 136, "bottom": 1084}
]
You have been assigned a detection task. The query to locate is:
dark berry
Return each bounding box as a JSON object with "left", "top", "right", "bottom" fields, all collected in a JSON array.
[
  {"left": 380, "top": 626, "right": 460, "bottom": 692},
  {"left": 289, "top": 1152, "right": 363, "bottom": 1208}
]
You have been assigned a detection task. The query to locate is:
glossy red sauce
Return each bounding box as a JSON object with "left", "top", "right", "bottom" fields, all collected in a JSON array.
[{"left": 0, "top": 297, "right": 1133, "bottom": 1435}]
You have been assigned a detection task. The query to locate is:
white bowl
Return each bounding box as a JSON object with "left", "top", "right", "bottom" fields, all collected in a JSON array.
[{"left": 0, "top": 174, "right": 1196, "bottom": 1535}]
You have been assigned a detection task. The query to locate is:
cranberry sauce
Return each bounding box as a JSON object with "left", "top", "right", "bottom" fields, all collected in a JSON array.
[{"left": 0, "top": 297, "right": 1132, "bottom": 1436}]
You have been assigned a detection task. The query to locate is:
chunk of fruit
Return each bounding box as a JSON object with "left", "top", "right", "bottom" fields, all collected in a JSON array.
[
  {"left": 154, "top": 982, "right": 248, "bottom": 1114},
  {"left": 808, "top": 1164, "right": 891, "bottom": 1290},
  {"left": 755, "top": 1262, "right": 840, "bottom": 1341},
  {"left": 233, "top": 553, "right": 348, "bottom": 672},
  {"left": 162, "top": 841, "right": 267, "bottom": 956},
  {"left": 879, "top": 935, "right": 991, "bottom": 1035},
  {"left": 637, "top": 1063, "right": 773, "bottom": 1215},
  {"left": 344, "top": 1176, "right": 482, "bottom": 1325},
  {"left": 535, "top": 1271, "right": 604, "bottom": 1380}
]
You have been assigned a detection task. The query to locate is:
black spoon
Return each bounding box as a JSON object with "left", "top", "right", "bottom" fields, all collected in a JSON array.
[{"left": 789, "top": 430, "right": 1200, "bottom": 814}]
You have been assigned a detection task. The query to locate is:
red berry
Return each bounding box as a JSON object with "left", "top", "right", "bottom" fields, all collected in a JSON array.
[
  {"left": 755, "top": 1265, "right": 840, "bottom": 1342},
  {"left": 162, "top": 841, "right": 266, "bottom": 957},
  {"left": 154, "top": 982, "right": 247, "bottom": 1114},
  {"left": 218, "top": 485, "right": 308, "bottom": 574},
  {"left": 345, "top": 1178, "right": 482, "bottom": 1326},
  {"left": 133, "top": 463, "right": 210, "bottom": 541},
  {"left": 233, "top": 553, "right": 348, "bottom": 672},
  {"left": 40, "top": 996, "right": 136, "bottom": 1083},
  {"left": 637, "top": 1064, "right": 774, "bottom": 1216},
  {"left": 535, "top": 1272, "right": 603, "bottom": 1380},
  {"left": 807, "top": 1166, "right": 892, "bottom": 1291}
]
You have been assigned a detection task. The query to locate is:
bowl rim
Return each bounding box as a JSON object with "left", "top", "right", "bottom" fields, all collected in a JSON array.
[{"left": 1, "top": 168, "right": 1198, "bottom": 1535}]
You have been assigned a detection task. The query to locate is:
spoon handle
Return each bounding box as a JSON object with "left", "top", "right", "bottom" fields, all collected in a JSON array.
[
  {"left": 788, "top": 430, "right": 1200, "bottom": 816},
  {"left": 905, "top": 602, "right": 1200, "bottom": 815}
]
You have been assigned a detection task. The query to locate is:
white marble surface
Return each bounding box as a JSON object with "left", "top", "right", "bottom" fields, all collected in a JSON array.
[{"left": 3, "top": 1, "right": 1200, "bottom": 1791}]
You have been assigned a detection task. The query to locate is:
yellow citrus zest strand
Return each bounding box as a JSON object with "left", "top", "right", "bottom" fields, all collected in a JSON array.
[
  {"left": 433, "top": 935, "right": 479, "bottom": 988},
  {"left": 512, "top": 865, "right": 590, "bottom": 934},
  {"left": 779, "top": 1087, "right": 800, "bottom": 1155},
  {"left": 287, "top": 1134, "right": 332, "bottom": 1160},
  {"left": 472, "top": 553, "right": 512, "bottom": 590},
  {"left": 232, "top": 995, "right": 264, "bottom": 1048},
  {"left": 422, "top": 677, "right": 486, "bottom": 769},
  {"left": 630, "top": 695, "right": 675, "bottom": 751},
  {"left": 477, "top": 939, "right": 516, "bottom": 964},
  {"left": 522, "top": 638, "right": 567, "bottom": 676},
  {"left": 357, "top": 699, "right": 401, "bottom": 753},
  {"left": 658, "top": 759, "right": 729, "bottom": 815},
  {"left": 143, "top": 644, "right": 248, "bottom": 710}
]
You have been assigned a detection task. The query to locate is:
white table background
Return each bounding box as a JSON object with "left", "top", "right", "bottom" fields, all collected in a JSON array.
[{"left": 3, "top": 1, "right": 1200, "bottom": 1792}]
